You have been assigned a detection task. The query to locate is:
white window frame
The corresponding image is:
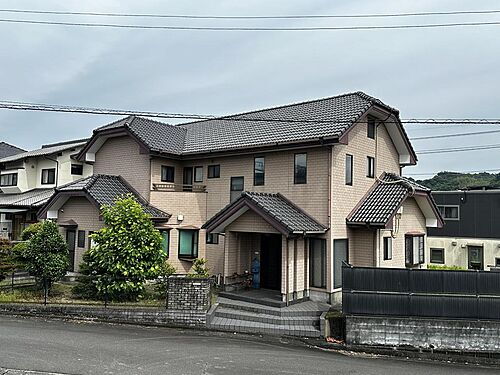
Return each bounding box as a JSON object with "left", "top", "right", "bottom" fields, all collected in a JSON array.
[{"left": 437, "top": 205, "right": 460, "bottom": 221}]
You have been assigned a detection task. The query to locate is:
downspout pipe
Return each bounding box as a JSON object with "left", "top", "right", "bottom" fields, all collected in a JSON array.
[{"left": 43, "top": 155, "right": 59, "bottom": 186}]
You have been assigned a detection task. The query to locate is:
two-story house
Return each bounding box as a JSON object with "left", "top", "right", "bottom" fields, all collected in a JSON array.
[
  {"left": 428, "top": 188, "right": 500, "bottom": 270},
  {"left": 0, "top": 139, "right": 93, "bottom": 240},
  {"left": 39, "top": 92, "right": 442, "bottom": 304}
]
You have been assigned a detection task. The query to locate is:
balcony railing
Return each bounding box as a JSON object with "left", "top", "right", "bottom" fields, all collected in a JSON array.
[{"left": 152, "top": 183, "right": 207, "bottom": 193}]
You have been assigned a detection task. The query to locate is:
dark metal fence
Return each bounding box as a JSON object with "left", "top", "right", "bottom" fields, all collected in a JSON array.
[{"left": 342, "top": 263, "right": 500, "bottom": 320}]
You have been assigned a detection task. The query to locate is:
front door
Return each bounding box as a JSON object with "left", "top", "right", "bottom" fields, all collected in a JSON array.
[
  {"left": 66, "top": 230, "right": 76, "bottom": 272},
  {"left": 183, "top": 167, "right": 193, "bottom": 191},
  {"left": 260, "top": 234, "right": 282, "bottom": 290},
  {"left": 468, "top": 246, "right": 484, "bottom": 270}
]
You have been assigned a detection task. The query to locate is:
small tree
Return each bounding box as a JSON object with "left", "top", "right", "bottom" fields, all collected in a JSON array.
[
  {"left": 20, "top": 221, "right": 68, "bottom": 288},
  {"left": 0, "top": 238, "right": 15, "bottom": 281},
  {"left": 187, "top": 258, "right": 210, "bottom": 278},
  {"left": 75, "top": 195, "right": 165, "bottom": 301}
]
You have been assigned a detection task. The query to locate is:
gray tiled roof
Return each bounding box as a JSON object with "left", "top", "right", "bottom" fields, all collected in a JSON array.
[
  {"left": 0, "top": 140, "right": 87, "bottom": 163},
  {"left": 91, "top": 91, "right": 413, "bottom": 157},
  {"left": 0, "top": 189, "right": 54, "bottom": 208},
  {"left": 203, "top": 191, "right": 327, "bottom": 235},
  {"left": 57, "top": 175, "right": 169, "bottom": 219},
  {"left": 0, "top": 142, "right": 25, "bottom": 159},
  {"left": 347, "top": 173, "right": 431, "bottom": 226}
]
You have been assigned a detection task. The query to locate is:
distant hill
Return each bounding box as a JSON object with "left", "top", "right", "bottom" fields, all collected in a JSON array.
[{"left": 413, "top": 172, "right": 500, "bottom": 191}]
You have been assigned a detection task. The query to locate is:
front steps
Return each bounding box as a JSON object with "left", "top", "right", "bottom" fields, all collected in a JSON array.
[{"left": 208, "top": 297, "right": 329, "bottom": 338}]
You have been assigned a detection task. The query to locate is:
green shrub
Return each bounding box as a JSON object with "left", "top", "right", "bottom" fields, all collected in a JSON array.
[
  {"left": 187, "top": 258, "right": 210, "bottom": 278},
  {"left": 427, "top": 264, "right": 465, "bottom": 270},
  {"left": 74, "top": 195, "right": 166, "bottom": 301},
  {"left": 153, "top": 261, "right": 177, "bottom": 296},
  {"left": 0, "top": 238, "right": 15, "bottom": 281}
]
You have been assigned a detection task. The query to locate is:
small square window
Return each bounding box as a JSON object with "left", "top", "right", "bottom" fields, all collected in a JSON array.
[
  {"left": 77, "top": 230, "right": 85, "bottom": 248},
  {"left": 367, "top": 156, "right": 375, "bottom": 178},
  {"left": 41, "top": 168, "right": 56, "bottom": 185},
  {"left": 206, "top": 232, "right": 219, "bottom": 244},
  {"left": 367, "top": 117, "right": 376, "bottom": 139},
  {"left": 430, "top": 248, "right": 445, "bottom": 264},
  {"left": 495, "top": 257, "right": 500, "bottom": 267},
  {"left": 71, "top": 164, "right": 83, "bottom": 175},
  {"left": 161, "top": 166, "right": 175, "bottom": 183},
  {"left": 383, "top": 237, "right": 392, "bottom": 260},
  {"left": 208, "top": 165, "right": 220, "bottom": 179},
  {"left": 194, "top": 166, "right": 203, "bottom": 183},
  {"left": 438, "top": 205, "right": 459, "bottom": 220},
  {"left": 178, "top": 229, "right": 199, "bottom": 258}
]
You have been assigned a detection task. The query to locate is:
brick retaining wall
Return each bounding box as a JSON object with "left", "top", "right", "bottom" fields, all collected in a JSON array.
[
  {"left": 346, "top": 315, "right": 500, "bottom": 352},
  {"left": 167, "top": 276, "right": 212, "bottom": 311}
]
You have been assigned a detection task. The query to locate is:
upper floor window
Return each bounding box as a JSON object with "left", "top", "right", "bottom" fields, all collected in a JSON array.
[
  {"left": 405, "top": 234, "right": 424, "bottom": 266},
  {"left": 367, "top": 117, "right": 376, "bottom": 139},
  {"left": 345, "top": 154, "right": 353, "bottom": 186},
  {"left": 161, "top": 166, "right": 175, "bottom": 183},
  {"left": 178, "top": 229, "right": 199, "bottom": 259},
  {"left": 194, "top": 166, "right": 203, "bottom": 183},
  {"left": 438, "top": 205, "right": 459, "bottom": 220},
  {"left": 77, "top": 230, "right": 86, "bottom": 248},
  {"left": 71, "top": 164, "right": 83, "bottom": 176},
  {"left": 208, "top": 165, "right": 220, "bottom": 179},
  {"left": 230, "top": 176, "right": 244, "bottom": 203},
  {"left": 254, "top": 157, "right": 265, "bottom": 186},
  {"left": 41, "top": 168, "right": 56, "bottom": 185},
  {"left": 367, "top": 156, "right": 375, "bottom": 178},
  {"left": 294, "top": 153, "right": 307, "bottom": 184},
  {"left": 0, "top": 173, "right": 18, "bottom": 187}
]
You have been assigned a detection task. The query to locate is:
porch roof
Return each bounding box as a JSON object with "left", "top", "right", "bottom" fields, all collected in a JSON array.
[
  {"left": 346, "top": 172, "right": 444, "bottom": 228},
  {"left": 0, "top": 188, "right": 54, "bottom": 209},
  {"left": 202, "top": 191, "right": 327, "bottom": 236}
]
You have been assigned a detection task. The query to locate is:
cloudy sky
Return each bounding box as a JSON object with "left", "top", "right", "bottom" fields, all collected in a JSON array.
[{"left": 0, "top": 0, "right": 499, "bottom": 178}]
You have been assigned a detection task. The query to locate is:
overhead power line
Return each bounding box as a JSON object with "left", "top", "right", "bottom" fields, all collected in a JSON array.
[
  {"left": 404, "top": 168, "right": 500, "bottom": 176},
  {"left": 410, "top": 129, "right": 500, "bottom": 140},
  {"left": 1, "top": 8, "right": 500, "bottom": 20},
  {"left": 417, "top": 143, "right": 500, "bottom": 154},
  {"left": 1, "top": 100, "right": 500, "bottom": 126},
  {"left": 1, "top": 18, "right": 500, "bottom": 31}
]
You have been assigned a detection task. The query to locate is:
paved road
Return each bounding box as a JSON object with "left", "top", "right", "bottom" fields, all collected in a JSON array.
[{"left": 0, "top": 316, "right": 496, "bottom": 375}]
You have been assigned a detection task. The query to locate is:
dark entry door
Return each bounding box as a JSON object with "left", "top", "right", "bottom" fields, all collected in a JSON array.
[
  {"left": 260, "top": 234, "right": 282, "bottom": 290},
  {"left": 468, "top": 246, "right": 484, "bottom": 270},
  {"left": 183, "top": 167, "right": 193, "bottom": 191},
  {"left": 66, "top": 230, "right": 76, "bottom": 272}
]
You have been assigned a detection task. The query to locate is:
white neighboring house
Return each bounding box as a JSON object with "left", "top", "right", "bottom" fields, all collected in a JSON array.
[{"left": 0, "top": 139, "right": 92, "bottom": 240}]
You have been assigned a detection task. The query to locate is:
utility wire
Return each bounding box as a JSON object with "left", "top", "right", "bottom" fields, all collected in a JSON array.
[
  {"left": 417, "top": 143, "right": 500, "bottom": 154},
  {"left": 1, "top": 8, "right": 500, "bottom": 19},
  {"left": 1, "top": 18, "right": 500, "bottom": 31},
  {"left": 410, "top": 129, "right": 500, "bottom": 140},
  {"left": 1, "top": 100, "right": 500, "bottom": 126},
  {"left": 405, "top": 168, "right": 500, "bottom": 176}
]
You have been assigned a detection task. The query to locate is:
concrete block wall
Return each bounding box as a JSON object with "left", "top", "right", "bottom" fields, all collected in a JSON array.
[
  {"left": 166, "top": 277, "right": 212, "bottom": 311},
  {"left": 346, "top": 315, "right": 500, "bottom": 352}
]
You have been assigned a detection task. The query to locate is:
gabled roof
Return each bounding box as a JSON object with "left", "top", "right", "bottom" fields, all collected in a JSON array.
[
  {"left": 202, "top": 191, "right": 327, "bottom": 236},
  {"left": 347, "top": 173, "right": 443, "bottom": 228},
  {"left": 79, "top": 91, "right": 416, "bottom": 164},
  {"left": 41, "top": 174, "right": 170, "bottom": 220},
  {"left": 0, "top": 188, "right": 53, "bottom": 208},
  {"left": 0, "top": 142, "right": 25, "bottom": 159},
  {"left": 0, "top": 139, "right": 88, "bottom": 164}
]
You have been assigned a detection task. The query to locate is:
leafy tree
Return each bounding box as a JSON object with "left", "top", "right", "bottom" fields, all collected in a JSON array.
[
  {"left": 187, "top": 258, "right": 210, "bottom": 278},
  {"left": 19, "top": 221, "right": 68, "bottom": 287},
  {"left": 0, "top": 238, "right": 15, "bottom": 281},
  {"left": 416, "top": 171, "right": 500, "bottom": 191},
  {"left": 153, "top": 260, "right": 177, "bottom": 295},
  {"left": 75, "top": 195, "right": 165, "bottom": 301}
]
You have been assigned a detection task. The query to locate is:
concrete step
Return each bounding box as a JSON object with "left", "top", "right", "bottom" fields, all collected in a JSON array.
[
  {"left": 217, "top": 298, "right": 327, "bottom": 318},
  {"left": 214, "top": 307, "right": 320, "bottom": 327},
  {"left": 209, "top": 316, "right": 321, "bottom": 338}
]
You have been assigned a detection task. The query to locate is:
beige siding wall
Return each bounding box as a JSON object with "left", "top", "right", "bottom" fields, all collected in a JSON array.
[
  {"left": 93, "top": 136, "right": 151, "bottom": 200},
  {"left": 57, "top": 196, "right": 103, "bottom": 271},
  {"left": 225, "top": 210, "right": 279, "bottom": 234},
  {"left": 350, "top": 229, "right": 375, "bottom": 267},
  {"left": 378, "top": 198, "right": 427, "bottom": 268}
]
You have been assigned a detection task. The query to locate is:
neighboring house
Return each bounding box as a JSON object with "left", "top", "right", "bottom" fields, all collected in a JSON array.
[
  {"left": 427, "top": 188, "right": 500, "bottom": 270},
  {"left": 0, "top": 139, "right": 93, "bottom": 239},
  {"left": 0, "top": 142, "right": 25, "bottom": 159},
  {"left": 39, "top": 91, "right": 442, "bottom": 304}
]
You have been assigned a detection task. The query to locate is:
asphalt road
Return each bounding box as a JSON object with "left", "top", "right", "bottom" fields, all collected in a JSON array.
[{"left": 0, "top": 315, "right": 497, "bottom": 375}]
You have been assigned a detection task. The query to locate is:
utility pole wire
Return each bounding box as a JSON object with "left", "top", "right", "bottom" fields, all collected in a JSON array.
[
  {"left": 1, "top": 18, "right": 500, "bottom": 31},
  {"left": 410, "top": 129, "right": 500, "bottom": 140},
  {"left": 1, "top": 8, "right": 500, "bottom": 19}
]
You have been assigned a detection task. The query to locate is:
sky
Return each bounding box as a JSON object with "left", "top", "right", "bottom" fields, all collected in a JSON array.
[{"left": 0, "top": 0, "right": 499, "bottom": 178}]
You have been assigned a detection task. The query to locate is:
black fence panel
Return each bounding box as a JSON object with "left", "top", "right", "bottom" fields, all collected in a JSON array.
[{"left": 342, "top": 264, "right": 500, "bottom": 321}]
